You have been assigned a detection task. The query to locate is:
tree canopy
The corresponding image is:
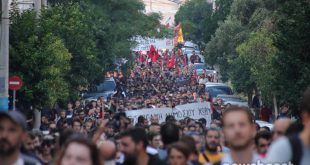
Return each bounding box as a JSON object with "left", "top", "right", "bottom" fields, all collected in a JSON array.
[
  {"left": 177, "top": 0, "right": 310, "bottom": 113},
  {"left": 9, "top": 0, "right": 165, "bottom": 109}
]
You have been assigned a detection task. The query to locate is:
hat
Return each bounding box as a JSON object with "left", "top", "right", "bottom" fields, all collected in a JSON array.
[{"left": 0, "top": 111, "right": 27, "bottom": 130}]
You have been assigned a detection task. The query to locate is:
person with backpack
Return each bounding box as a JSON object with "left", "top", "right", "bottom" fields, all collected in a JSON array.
[
  {"left": 266, "top": 87, "right": 310, "bottom": 165},
  {"left": 198, "top": 128, "right": 223, "bottom": 165}
]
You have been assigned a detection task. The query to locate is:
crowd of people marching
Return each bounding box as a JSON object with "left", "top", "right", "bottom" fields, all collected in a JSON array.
[
  {"left": 1, "top": 47, "right": 310, "bottom": 165},
  {"left": 108, "top": 47, "right": 214, "bottom": 111}
]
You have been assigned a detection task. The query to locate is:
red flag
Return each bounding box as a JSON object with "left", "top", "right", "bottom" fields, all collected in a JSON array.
[
  {"left": 167, "top": 58, "right": 172, "bottom": 69},
  {"left": 167, "top": 52, "right": 175, "bottom": 69},
  {"left": 171, "top": 52, "right": 175, "bottom": 67},
  {"left": 149, "top": 45, "right": 159, "bottom": 62}
]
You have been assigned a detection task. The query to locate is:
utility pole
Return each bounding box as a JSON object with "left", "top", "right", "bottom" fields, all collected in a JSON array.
[
  {"left": 34, "top": 0, "right": 41, "bottom": 16},
  {"left": 0, "top": 0, "right": 10, "bottom": 111},
  {"left": 33, "top": 0, "right": 42, "bottom": 129},
  {"left": 42, "top": 0, "right": 47, "bottom": 8}
]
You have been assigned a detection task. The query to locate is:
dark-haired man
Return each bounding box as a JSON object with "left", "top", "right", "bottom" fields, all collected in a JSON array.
[
  {"left": 198, "top": 128, "right": 223, "bottom": 164},
  {"left": 119, "top": 128, "right": 166, "bottom": 165},
  {"left": 158, "top": 122, "right": 180, "bottom": 161},
  {"left": 255, "top": 131, "right": 272, "bottom": 158}
]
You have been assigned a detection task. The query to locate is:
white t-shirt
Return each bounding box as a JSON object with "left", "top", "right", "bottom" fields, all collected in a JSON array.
[
  {"left": 265, "top": 136, "right": 310, "bottom": 165},
  {"left": 13, "top": 156, "right": 24, "bottom": 165},
  {"left": 221, "top": 152, "right": 261, "bottom": 165},
  {"left": 147, "top": 146, "right": 159, "bottom": 155}
]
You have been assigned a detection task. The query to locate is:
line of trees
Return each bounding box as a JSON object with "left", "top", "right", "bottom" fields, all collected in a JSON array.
[
  {"left": 9, "top": 0, "right": 170, "bottom": 110},
  {"left": 176, "top": 0, "right": 310, "bottom": 116}
]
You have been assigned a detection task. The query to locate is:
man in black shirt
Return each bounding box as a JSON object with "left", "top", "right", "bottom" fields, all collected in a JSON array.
[{"left": 119, "top": 128, "right": 167, "bottom": 165}]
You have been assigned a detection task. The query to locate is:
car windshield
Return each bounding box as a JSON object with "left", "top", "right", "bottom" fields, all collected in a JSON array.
[
  {"left": 222, "top": 96, "right": 246, "bottom": 102},
  {"left": 206, "top": 86, "right": 233, "bottom": 98},
  {"left": 193, "top": 64, "right": 206, "bottom": 70},
  {"left": 97, "top": 80, "right": 116, "bottom": 92},
  {"left": 205, "top": 70, "right": 216, "bottom": 74}
]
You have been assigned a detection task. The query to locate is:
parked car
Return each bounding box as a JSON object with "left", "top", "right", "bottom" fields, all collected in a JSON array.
[
  {"left": 256, "top": 120, "right": 273, "bottom": 130},
  {"left": 205, "top": 83, "right": 234, "bottom": 100},
  {"left": 216, "top": 94, "right": 248, "bottom": 107},
  {"left": 186, "top": 53, "right": 205, "bottom": 64},
  {"left": 191, "top": 63, "right": 214, "bottom": 75},
  {"left": 82, "top": 77, "right": 117, "bottom": 100},
  {"left": 183, "top": 49, "right": 201, "bottom": 56},
  {"left": 183, "top": 41, "right": 199, "bottom": 50}
]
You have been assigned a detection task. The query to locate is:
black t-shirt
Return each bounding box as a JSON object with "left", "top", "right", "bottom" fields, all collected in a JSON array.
[
  {"left": 148, "top": 154, "right": 167, "bottom": 165},
  {"left": 121, "top": 154, "right": 167, "bottom": 165}
]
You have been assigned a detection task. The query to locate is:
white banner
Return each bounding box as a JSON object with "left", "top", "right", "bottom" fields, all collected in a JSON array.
[
  {"left": 131, "top": 36, "right": 174, "bottom": 51},
  {"left": 126, "top": 102, "right": 212, "bottom": 126}
]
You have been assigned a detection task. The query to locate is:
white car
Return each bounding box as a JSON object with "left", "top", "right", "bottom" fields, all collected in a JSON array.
[
  {"left": 183, "top": 49, "right": 201, "bottom": 56},
  {"left": 205, "top": 83, "right": 234, "bottom": 100},
  {"left": 187, "top": 54, "right": 205, "bottom": 64},
  {"left": 183, "top": 41, "right": 199, "bottom": 50},
  {"left": 217, "top": 94, "right": 248, "bottom": 107},
  {"left": 256, "top": 120, "right": 274, "bottom": 130}
]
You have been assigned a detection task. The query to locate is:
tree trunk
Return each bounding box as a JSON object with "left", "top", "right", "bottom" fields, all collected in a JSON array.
[
  {"left": 273, "top": 94, "right": 278, "bottom": 120},
  {"left": 33, "top": 109, "right": 41, "bottom": 129},
  {"left": 247, "top": 91, "right": 252, "bottom": 107}
]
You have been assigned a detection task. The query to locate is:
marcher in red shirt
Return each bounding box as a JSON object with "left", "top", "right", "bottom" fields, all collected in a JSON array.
[{"left": 260, "top": 104, "right": 272, "bottom": 122}]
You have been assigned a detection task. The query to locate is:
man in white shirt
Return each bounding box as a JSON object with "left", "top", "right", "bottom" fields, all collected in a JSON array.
[
  {"left": 221, "top": 106, "right": 260, "bottom": 164},
  {"left": 0, "top": 111, "right": 40, "bottom": 165}
]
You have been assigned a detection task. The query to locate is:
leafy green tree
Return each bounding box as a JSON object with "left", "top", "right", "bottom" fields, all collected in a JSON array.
[
  {"left": 271, "top": 0, "right": 310, "bottom": 114},
  {"left": 236, "top": 29, "right": 278, "bottom": 102},
  {"left": 9, "top": 0, "right": 165, "bottom": 108},
  {"left": 205, "top": 0, "right": 275, "bottom": 92},
  {"left": 229, "top": 56, "right": 255, "bottom": 105},
  {"left": 175, "top": 0, "right": 233, "bottom": 45},
  {"left": 9, "top": 10, "right": 71, "bottom": 109},
  {"left": 205, "top": 16, "right": 247, "bottom": 82},
  {"left": 41, "top": 0, "right": 165, "bottom": 97},
  {"left": 40, "top": 3, "right": 106, "bottom": 95},
  {"left": 175, "top": 0, "right": 213, "bottom": 42}
]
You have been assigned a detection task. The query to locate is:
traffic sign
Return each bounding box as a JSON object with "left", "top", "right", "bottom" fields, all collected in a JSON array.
[{"left": 9, "top": 76, "right": 23, "bottom": 90}]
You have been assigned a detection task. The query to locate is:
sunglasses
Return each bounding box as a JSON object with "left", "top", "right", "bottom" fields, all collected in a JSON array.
[{"left": 259, "top": 143, "right": 271, "bottom": 147}]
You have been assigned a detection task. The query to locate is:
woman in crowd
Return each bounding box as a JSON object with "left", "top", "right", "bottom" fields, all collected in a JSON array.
[
  {"left": 55, "top": 135, "right": 102, "bottom": 165},
  {"left": 168, "top": 142, "right": 191, "bottom": 165}
]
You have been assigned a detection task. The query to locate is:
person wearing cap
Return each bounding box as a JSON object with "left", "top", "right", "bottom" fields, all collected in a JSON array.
[{"left": 0, "top": 111, "right": 40, "bottom": 165}]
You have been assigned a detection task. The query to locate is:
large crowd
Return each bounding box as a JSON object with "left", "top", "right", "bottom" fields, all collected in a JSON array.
[
  {"left": 0, "top": 48, "right": 310, "bottom": 165},
  {"left": 107, "top": 48, "right": 212, "bottom": 111}
]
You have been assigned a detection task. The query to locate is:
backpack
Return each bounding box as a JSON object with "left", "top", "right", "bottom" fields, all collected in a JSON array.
[
  {"left": 288, "top": 134, "right": 303, "bottom": 165},
  {"left": 201, "top": 152, "right": 221, "bottom": 165}
]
